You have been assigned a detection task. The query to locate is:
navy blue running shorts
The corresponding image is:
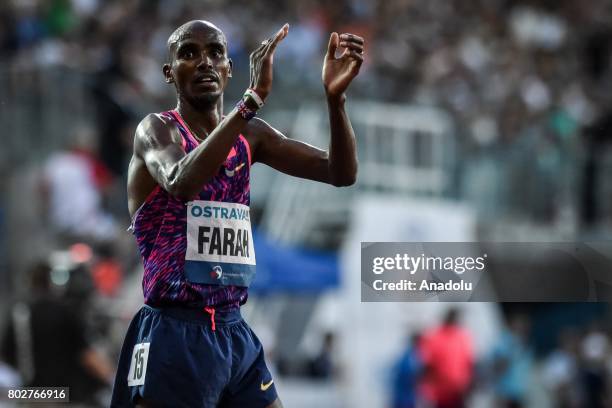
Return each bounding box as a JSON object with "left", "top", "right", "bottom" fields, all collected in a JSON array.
[{"left": 111, "top": 305, "right": 278, "bottom": 407}]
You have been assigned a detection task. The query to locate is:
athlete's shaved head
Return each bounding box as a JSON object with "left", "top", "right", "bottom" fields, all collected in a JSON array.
[
  {"left": 166, "top": 20, "right": 227, "bottom": 62},
  {"left": 162, "top": 19, "right": 232, "bottom": 110}
]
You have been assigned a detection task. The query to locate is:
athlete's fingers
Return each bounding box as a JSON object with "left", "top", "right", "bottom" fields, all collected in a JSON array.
[
  {"left": 339, "top": 41, "right": 364, "bottom": 54},
  {"left": 250, "top": 38, "right": 271, "bottom": 87},
  {"left": 347, "top": 50, "right": 364, "bottom": 63},
  {"left": 259, "top": 35, "right": 274, "bottom": 51},
  {"left": 339, "top": 33, "right": 364, "bottom": 45},
  {"left": 256, "top": 37, "right": 271, "bottom": 53},
  {"left": 326, "top": 32, "right": 339, "bottom": 59},
  {"left": 266, "top": 23, "right": 289, "bottom": 54},
  {"left": 250, "top": 41, "right": 268, "bottom": 61},
  {"left": 250, "top": 36, "right": 271, "bottom": 75}
]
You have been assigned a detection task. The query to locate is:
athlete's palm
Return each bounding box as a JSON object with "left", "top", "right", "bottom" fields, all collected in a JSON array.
[{"left": 323, "top": 32, "right": 364, "bottom": 98}]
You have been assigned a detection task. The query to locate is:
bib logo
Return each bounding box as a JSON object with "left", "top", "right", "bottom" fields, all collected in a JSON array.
[{"left": 210, "top": 266, "right": 223, "bottom": 280}]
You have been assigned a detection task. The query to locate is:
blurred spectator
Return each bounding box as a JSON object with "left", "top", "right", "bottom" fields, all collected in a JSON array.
[
  {"left": 41, "top": 123, "right": 118, "bottom": 242},
  {"left": 419, "top": 308, "right": 474, "bottom": 408},
  {"left": 0, "top": 260, "right": 113, "bottom": 406},
  {"left": 309, "top": 331, "right": 337, "bottom": 379},
  {"left": 91, "top": 242, "right": 124, "bottom": 297},
  {"left": 278, "top": 330, "right": 339, "bottom": 380},
  {"left": 542, "top": 328, "right": 581, "bottom": 408},
  {"left": 0, "top": 360, "right": 20, "bottom": 389},
  {"left": 489, "top": 314, "right": 534, "bottom": 408},
  {"left": 390, "top": 332, "right": 422, "bottom": 408},
  {"left": 581, "top": 110, "right": 612, "bottom": 226},
  {"left": 579, "top": 324, "right": 611, "bottom": 408}
]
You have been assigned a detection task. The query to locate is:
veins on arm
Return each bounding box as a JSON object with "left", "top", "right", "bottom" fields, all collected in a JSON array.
[
  {"left": 249, "top": 117, "right": 356, "bottom": 187},
  {"left": 134, "top": 113, "right": 191, "bottom": 199},
  {"left": 249, "top": 118, "right": 332, "bottom": 184}
]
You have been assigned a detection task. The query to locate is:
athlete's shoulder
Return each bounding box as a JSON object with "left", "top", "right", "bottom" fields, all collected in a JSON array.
[
  {"left": 135, "top": 112, "right": 182, "bottom": 150},
  {"left": 137, "top": 112, "right": 176, "bottom": 135}
]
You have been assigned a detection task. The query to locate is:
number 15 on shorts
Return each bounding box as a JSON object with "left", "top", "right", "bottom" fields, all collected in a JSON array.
[{"left": 127, "top": 343, "right": 150, "bottom": 386}]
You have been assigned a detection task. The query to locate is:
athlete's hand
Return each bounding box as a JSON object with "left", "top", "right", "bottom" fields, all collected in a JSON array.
[
  {"left": 249, "top": 24, "right": 289, "bottom": 101},
  {"left": 322, "top": 32, "right": 364, "bottom": 100}
]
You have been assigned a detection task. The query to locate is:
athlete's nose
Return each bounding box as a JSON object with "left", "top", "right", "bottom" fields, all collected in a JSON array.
[{"left": 197, "top": 52, "right": 213, "bottom": 70}]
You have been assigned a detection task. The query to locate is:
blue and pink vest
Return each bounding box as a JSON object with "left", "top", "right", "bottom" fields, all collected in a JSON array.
[{"left": 131, "top": 110, "right": 254, "bottom": 311}]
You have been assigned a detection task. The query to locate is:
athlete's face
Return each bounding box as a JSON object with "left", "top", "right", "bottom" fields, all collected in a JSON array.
[{"left": 164, "top": 22, "right": 232, "bottom": 107}]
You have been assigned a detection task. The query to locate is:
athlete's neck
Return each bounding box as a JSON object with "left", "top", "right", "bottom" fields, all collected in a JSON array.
[{"left": 176, "top": 96, "right": 223, "bottom": 138}]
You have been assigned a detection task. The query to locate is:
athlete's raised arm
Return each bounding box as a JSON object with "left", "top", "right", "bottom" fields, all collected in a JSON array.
[
  {"left": 129, "top": 24, "right": 288, "bottom": 212},
  {"left": 250, "top": 32, "right": 364, "bottom": 187}
]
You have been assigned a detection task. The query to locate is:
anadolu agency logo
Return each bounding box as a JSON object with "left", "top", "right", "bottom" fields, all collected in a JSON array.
[{"left": 210, "top": 265, "right": 223, "bottom": 280}]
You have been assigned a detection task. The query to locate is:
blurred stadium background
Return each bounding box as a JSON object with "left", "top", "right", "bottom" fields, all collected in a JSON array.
[{"left": 1, "top": 0, "right": 612, "bottom": 407}]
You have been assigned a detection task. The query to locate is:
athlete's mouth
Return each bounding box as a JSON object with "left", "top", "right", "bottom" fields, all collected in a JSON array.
[{"left": 194, "top": 73, "right": 219, "bottom": 84}]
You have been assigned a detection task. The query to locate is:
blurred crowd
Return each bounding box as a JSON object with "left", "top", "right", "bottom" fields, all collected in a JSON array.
[
  {"left": 389, "top": 307, "right": 612, "bottom": 408},
  {"left": 2, "top": 0, "right": 612, "bottom": 225},
  {"left": 1, "top": 0, "right": 612, "bottom": 406},
  {"left": 3, "top": 0, "right": 612, "bottom": 233},
  {"left": 0, "top": 260, "right": 114, "bottom": 406}
]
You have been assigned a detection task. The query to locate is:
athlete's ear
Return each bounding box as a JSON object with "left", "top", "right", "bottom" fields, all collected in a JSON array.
[
  {"left": 228, "top": 58, "right": 233, "bottom": 78},
  {"left": 163, "top": 63, "right": 174, "bottom": 84}
]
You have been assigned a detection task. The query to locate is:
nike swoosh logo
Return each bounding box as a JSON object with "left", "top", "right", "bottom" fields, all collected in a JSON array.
[
  {"left": 260, "top": 379, "right": 274, "bottom": 391},
  {"left": 225, "top": 162, "right": 246, "bottom": 177}
]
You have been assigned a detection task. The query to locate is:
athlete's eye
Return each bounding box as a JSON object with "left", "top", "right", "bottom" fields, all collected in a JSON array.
[{"left": 179, "top": 47, "right": 196, "bottom": 59}]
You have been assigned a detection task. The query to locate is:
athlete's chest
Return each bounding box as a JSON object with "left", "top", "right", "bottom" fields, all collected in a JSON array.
[{"left": 187, "top": 139, "right": 250, "bottom": 202}]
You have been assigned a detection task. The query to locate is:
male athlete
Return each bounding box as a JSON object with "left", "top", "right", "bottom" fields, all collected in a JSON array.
[{"left": 111, "top": 20, "right": 364, "bottom": 407}]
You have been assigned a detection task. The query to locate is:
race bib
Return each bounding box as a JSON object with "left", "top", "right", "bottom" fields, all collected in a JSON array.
[
  {"left": 185, "top": 200, "right": 256, "bottom": 286},
  {"left": 127, "top": 342, "right": 150, "bottom": 386}
]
